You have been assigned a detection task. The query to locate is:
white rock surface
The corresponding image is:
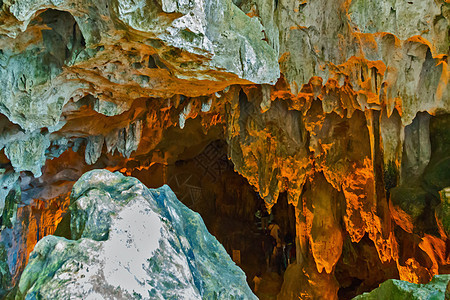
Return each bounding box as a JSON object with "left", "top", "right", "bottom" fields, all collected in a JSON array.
[{"left": 17, "top": 169, "right": 256, "bottom": 299}]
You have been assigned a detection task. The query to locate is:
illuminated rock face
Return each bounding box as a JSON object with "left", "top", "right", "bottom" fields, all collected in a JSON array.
[
  {"left": 0, "top": 0, "right": 448, "bottom": 298},
  {"left": 17, "top": 169, "right": 256, "bottom": 299}
]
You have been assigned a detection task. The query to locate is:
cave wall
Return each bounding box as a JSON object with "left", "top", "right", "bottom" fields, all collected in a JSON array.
[{"left": 0, "top": 0, "right": 448, "bottom": 298}]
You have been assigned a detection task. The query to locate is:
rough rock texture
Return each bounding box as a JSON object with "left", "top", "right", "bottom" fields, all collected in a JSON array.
[
  {"left": 0, "top": 0, "right": 447, "bottom": 298},
  {"left": 353, "top": 274, "right": 450, "bottom": 300},
  {"left": 16, "top": 169, "right": 256, "bottom": 299},
  {"left": 0, "top": 0, "right": 278, "bottom": 131}
]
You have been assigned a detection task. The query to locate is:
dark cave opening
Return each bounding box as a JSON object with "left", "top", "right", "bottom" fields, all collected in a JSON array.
[
  {"left": 34, "top": 8, "right": 86, "bottom": 66},
  {"left": 18, "top": 107, "right": 298, "bottom": 298},
  {"left": 130, "top": 138, "right": 297, "bottom": 298},
  {"left": 335, "top": 234, "right": 399, "bottom": 300}
]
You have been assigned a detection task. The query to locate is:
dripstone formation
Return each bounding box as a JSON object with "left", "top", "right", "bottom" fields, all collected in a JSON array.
[{"left": 0, "top": 0, "right": 448, "bottom": 299}]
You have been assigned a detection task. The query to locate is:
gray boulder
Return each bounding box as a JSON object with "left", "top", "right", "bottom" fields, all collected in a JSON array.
[
  {"left": 353, "top": 274, "right": 450, "bottom": 300},
  {"left": 16, "top": 169, "right": 256, "bottom": 299}
]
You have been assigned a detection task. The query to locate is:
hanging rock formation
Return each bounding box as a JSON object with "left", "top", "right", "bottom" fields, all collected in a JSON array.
[{"left": 0, "top": 0, "right": 447, "bottom": 298}]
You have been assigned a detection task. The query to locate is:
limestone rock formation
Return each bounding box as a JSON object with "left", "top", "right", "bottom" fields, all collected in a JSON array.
[
  {"left": 0, "top": 0, "right": 447, "bottom": 298},
  {"left": 353, "top": 274, "right": 450, "bottom": 300},
  {"left": 16, "top": 169, "right": 256, "bottom": 299}
]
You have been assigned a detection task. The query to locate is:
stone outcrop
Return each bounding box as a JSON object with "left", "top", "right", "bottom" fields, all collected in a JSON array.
[
  {"left": 16, "top": 169, "right": 256, "bottom": 299},
  {"left": 0, "top": 0, "right": 447, "bottom": 298},
  {"left": 353, "top": 274, "right": 450, "bottom": 300}
]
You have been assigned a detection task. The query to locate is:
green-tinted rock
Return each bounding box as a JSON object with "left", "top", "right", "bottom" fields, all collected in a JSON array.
[
  {"left": 388, "top": 186, "right": 428, "bottom": 223},
  {"left": 0, "top": 179, "right": 20, "bottom": 229},
  {"left": 0, "top": 244, "right": 12, "bottom": 298},
  {"left": 423, "top": 157, "right": 450, "bottom": 191},
  {"left": 353, "top": 274, "right": 450, "bottom": 300},
  {"left": 4, "top": 131, "right": 50, "bottom": 177},
  {"left": 401, "top": 112, "right": 431, "bottom": 183},
  {"left": 0, "top": 9, "right": 84, "bottom": 132},
  {"left": 436, "top": 187, "right": 450, "bottom": 237},
  {"left": 384, "top": 160, "right": 399, "bottom": 191},
  {"left": 84, "top": 135, "right": 104, "bottom": 165},
  {"left": 349, "top": 0, "right": 446, "bottom": 52},
  {"left": 424, "top": 114, "right": 450, "bottom": 191},
  {"left": 0, "top": 171, "right": 19, "bottom": 220},
  {"left": 18, "top": 169, "right": 256, "bottom": 299}
]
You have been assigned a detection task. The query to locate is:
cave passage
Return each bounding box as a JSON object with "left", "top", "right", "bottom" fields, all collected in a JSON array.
[{"left": 131, "top": 139, "right": 297, "bottom": 299}]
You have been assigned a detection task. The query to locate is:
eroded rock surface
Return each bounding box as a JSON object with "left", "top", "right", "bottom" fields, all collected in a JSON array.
[
  {"left": 0, "top": 0, "right": 447, "bottom": 298},
  {"left": 17, "top": 169, "right": 256, "bottom": 299},
  {"left": 353, "top": 274, "right": 450, "bottom": 300}
]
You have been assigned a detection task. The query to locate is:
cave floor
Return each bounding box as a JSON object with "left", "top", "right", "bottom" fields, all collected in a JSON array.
[{"left": 255, "top": 272, "right": 283, "bottom": 300}]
